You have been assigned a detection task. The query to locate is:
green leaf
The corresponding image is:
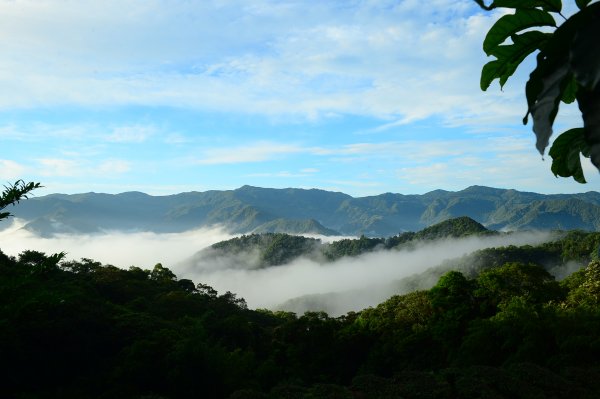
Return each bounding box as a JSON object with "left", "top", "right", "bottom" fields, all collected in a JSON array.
[
  {"left": 523, "top": 5, "right": 591, "bottom": 137},
  {"left": 481, "top": 60, "right": 502, "bottom": 91},
  {"left": 569, "top": 7, "right": 600, "bottom": 90},
  {"left": 575, "top": 0, "right": 593, "bottom": 10},
  {"left": 0, "top": 180, "right": 42, "bottom": 221},
  {"left": 492, "top": 0, "right": 562, "bottom": 12},
  {"left": 577, "top": 84, "right": 600, "bottom": 170},
  {"left": 531, "top": 63, "right": 570, "bottom": 154},
  {"left": 549, "top": 128, "right": 590, "bottom": 183},
  {"left": 483, "top": 9, "right": 556, "bottom": 55},
  {"left": 481, "top": 31, "right": 550, "bottom": 90},
  {"left": 561, "top": 74, "right": 578, "bottom": 103},
  {"left": 474, "top": 0, "right": 562, "bottom": 12}
]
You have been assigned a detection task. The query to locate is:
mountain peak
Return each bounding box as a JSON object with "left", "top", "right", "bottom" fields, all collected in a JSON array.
[{"left": 416, "top": 216, "right": 489, "bottom": 240}]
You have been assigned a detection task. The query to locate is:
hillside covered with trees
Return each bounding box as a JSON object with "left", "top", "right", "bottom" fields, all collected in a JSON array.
[
  {"left": 9, "top": 185, "right": 600, "bottom": 237},
  {"left": 2, "top": 227, "right": 600, "bottom": 398},
  {"left": 187, "top": 217, "right": 496, "bottom": 269}
]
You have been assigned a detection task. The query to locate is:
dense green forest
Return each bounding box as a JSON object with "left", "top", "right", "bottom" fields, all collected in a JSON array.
[
  {"left": 2, "top": 225, "right": 600, "bottom": 398},
  {"left": 192, "top": 216, "right": 496, "bottom": 268},
  {"left": 392, "top": 229, "right": 600, "bottom": 294}
]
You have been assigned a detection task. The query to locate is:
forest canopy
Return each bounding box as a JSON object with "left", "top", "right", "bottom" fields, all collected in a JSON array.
[{"left": 2, "top": 227, "right": 600, "bottom": 398}]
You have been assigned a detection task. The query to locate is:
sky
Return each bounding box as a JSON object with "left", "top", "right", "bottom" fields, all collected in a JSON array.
[{"left": 1, "top": 0, "right": 598, "bottom": 197}]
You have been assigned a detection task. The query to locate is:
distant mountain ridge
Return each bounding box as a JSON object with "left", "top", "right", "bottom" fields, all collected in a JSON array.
[{"left": 7, "top": 185, "right": 600, "bottom": 237}]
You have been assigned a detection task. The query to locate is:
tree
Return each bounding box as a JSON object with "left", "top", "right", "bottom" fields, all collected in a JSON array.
[
  {"left": 150, "top": 263, "right": 177, "bottom": 282},
  {"left": 0, "top": 180, "right": 41, "bottom": 221},
  {"left": 474, "top": 262, "right": 564, "bottom": 314},
  {"left": 475, "top": 0, "right": 600, "bottom": 183},
  {"left": 564, "top": 260, "right": 600, "bottom": 306}
]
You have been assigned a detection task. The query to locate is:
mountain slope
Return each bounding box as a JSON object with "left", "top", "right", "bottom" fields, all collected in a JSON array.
[
  {"left": 182, "top": 217, "right": 494, "bottom": 272},
  {"left": 8, "top": 185, "right": 600, "bottom": 236}
]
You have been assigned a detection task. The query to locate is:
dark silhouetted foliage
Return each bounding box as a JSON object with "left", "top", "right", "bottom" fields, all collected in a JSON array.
[{"left": 1, "top": 246, "right": 599, "bottom": 398}]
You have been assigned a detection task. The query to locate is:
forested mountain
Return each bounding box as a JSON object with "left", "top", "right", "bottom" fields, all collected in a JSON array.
[
  {"left": 276, "top": 229, "right": 600, "bottom": 315},
  {"left": 180, "top": 217, "right": 600, "bottom": 315},
  {"left": 8, "top": 185, "right": 600, "bottom": 237},
  {"left": 187, "top": 216, "right": 494, "bottom": 271},
  {"left": 2, "top": 245, "right": 600, "bottom": 398},
  {"left": 189, "top": 233, "right": 323, "bottom": 270}
]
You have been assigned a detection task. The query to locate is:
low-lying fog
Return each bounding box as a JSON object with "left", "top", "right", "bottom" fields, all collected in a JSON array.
[
  {"left": 0, "top": 219, "right": 233, "bottom": 267},
  {"left": 0, "top": 219, "right": 556, "bottom": 315}
]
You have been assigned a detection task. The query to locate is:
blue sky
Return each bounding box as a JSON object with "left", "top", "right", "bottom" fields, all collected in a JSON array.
[{"left": 1, "top": 0, "right": 598, "bottom": 197}]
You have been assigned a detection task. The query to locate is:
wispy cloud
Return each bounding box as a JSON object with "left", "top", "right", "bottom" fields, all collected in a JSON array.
[
  {"left": 105, "top": 125, "right": 155, "bottom": 143},
  {"left": 327, "top": 180, "right": 382, "bottom": 188},
  {"left": 1, "top": 1, "right": 594, "bottom": 196},
  {"left": 195, "top": 142, "right": 304, "bottom": 164},
  {"left": 0, "top": 0, "right": 508, "bottom": 126},
  {"left": 37, "top": 158, "right": 81, "bottom": 177},
  {"left": 0, "top": 159, "right": 26, "bottom": 180},
  {"left": 97, "top": 159, "right": 131, "bottom": 174},
  {"left": 35, "top": 157, "right": 132, "bottom": 178},
  {"left": 164, "top": 133, "right": 191, "bottom": 145},
  {"left": 246, "top": 171, "right": 310, "bottom": 178}
]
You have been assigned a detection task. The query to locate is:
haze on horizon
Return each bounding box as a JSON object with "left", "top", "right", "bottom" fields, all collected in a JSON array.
[{"left": 1, "top": 0, "right": 598, "bottom": 198}]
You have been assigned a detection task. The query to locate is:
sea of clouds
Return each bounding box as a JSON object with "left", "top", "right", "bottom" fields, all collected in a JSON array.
[{"left": 1, "top": 219, "right": 557, "bottom": 315}]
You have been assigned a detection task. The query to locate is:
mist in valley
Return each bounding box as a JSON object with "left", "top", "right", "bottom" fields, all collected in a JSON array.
[
  {"left": 179, "top": 231, "right": 557, "bottom": 315},
  {"left": 0, "top": 218, "right": 234, "bottom": 269},
  {"left": 1, "top": 219, "right": 560, "bottom": 315}
]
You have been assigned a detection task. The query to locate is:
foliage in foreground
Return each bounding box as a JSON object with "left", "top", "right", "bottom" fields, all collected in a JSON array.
[
  {"left": 476, "top": 0, "right": 600, "bottom": 183},
  {"left": 0, "top": 180, "right": 41, "bottom": 221},
  {"left": 1, "top": 247, "right": 600, "bottom": 399}
]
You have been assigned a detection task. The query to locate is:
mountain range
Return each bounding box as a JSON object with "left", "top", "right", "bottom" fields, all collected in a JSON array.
[{"left": 7, "top": 185, "right": 600, "bottom": 237}]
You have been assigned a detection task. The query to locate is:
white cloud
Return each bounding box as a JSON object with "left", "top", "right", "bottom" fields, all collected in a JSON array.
[
  {"left": 0, "top": 1, "right": 592, "bottom": 196},
  {"left": 181, "top": 231, "right": 555, "bottom": 313},
  {"left": 37, "top": 158, "right": 80, "bottom": 177},
  {"left": 195, "top": 142, "right": 304, "bottom": 164},
  {"left": 0, "top": 220, "right": 233, "bottom": 269},
  {"left": 245, "top": 167, "right": 319, "bottom": 178},
  {"left": 0, "top": 159, "right": 27, "bottom": 180},
  {"left": 1, "top": 216, "right": 555, "bottom": 315},
  {"left": 97, "top": 159, "right": 131, "bottom": 174},
  {"left": 164, "top": 133, "right": 190, "bottom": 145},
  {"left": 246, "top": 171, "right": 307, "bottom": 178},
  {"left": 0, "top": 123, "right": 90, "bottom": 142},
  {"left": 106, "top": 125, "right": 155, "bottom": 143},
  {"left": 395, "top": 141, "right": 600, "bottom": 194},
  {"left": 35, "top": 157, "right": 132, "bottom": 178},
  {"left": 327, "top": 180, "right": 382, "bottom": 188},
  {"left": 0, "top": 0, "right": 513, "bottom": 126}
]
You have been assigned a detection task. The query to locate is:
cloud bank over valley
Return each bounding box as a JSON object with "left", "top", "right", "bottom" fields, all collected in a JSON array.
[
  {"left": 1, "top": 219, "right": 557, "bottom": 315},
  {"left": 179, "top": 231, "right": 555, "bottom": 314},
  {"left": 0, "top": 219, "right": 233, "bottom": 269}
]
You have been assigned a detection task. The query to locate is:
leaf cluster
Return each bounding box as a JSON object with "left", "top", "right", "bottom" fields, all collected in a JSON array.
[
  {"left": 476, "top": 0, "right": 600, "bottom": 183},
  {"left": 0, "top": 180, "right": 41, "bottom": 221}
]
